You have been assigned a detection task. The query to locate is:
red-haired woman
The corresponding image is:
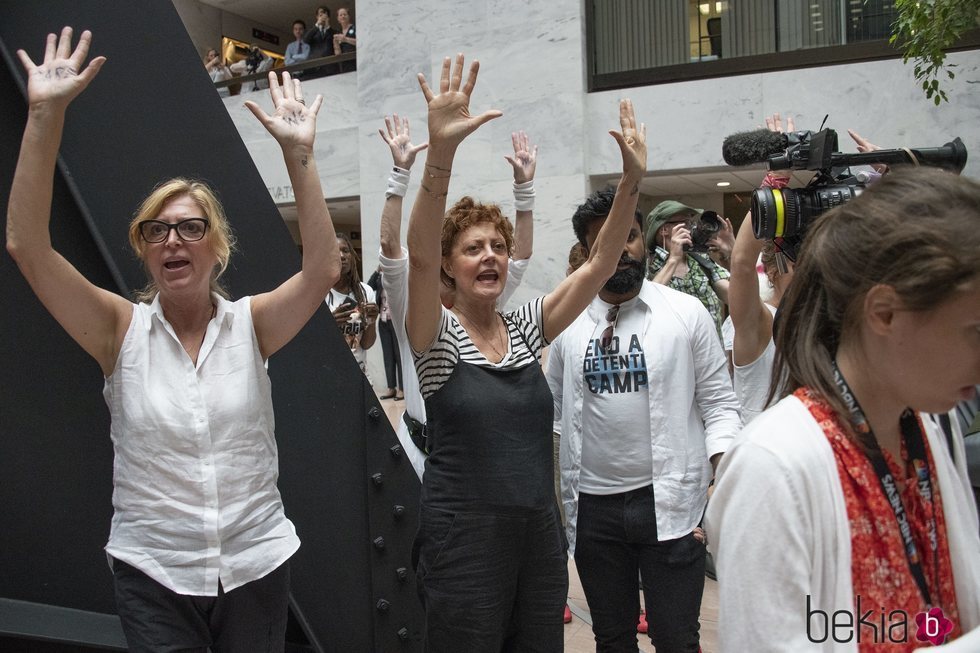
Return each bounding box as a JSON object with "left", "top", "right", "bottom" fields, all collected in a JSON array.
[{"left": 405, "top": 54, "right": 647, "bottom": 651}]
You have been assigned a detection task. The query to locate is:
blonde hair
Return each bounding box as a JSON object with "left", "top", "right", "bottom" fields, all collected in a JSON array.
[
  {"left": 128, "top": 178, "right": 237, "bottom": 302},
  {"left": 770, "top": 167, "right": 980, "bottom": 423}
]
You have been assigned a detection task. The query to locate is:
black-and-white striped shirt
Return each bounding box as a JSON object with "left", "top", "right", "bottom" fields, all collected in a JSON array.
[{"left": 415, "top": 297, "right": 547, "bottom": 399}]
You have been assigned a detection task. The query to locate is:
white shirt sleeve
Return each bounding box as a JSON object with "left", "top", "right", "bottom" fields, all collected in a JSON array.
[
  {"left": 501, "top": 257, "right": 529, "bottom": 308},
  {"left": 721, "top": 315, "right": 735, "bottom": 352},
  {"left": 360, "top": 281, "right": 376, "bottom": 305},
  {"left": 690, "top": 302, "right": 742, "bottom": 459},
  {"left": 544, "top": 333, "right": 565, "bottom": 430},
  {"left": 706, "top": 441, "right": 820, "bottom": 652},
  {"left": 379, "top": 248, "right": 409, "bottom": 327}
]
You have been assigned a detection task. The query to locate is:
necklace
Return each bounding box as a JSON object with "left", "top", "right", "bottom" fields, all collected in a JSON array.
[{"left": 454, "top": 307, "right": 505, "bottom": 361}]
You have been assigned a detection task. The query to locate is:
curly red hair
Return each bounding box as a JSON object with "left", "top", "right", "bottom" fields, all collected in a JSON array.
[{"left": 440, "top": 196, "right": 515, "bottom": 288}]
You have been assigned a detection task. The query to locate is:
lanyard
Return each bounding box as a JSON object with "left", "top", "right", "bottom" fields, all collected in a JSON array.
[{"left": 832, "top": 363, "right": 939, "bottom": 608}]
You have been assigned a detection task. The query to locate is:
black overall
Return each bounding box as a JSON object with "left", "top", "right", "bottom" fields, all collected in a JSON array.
[{"left": 414, "top": 350, "right": 567, "bottom": 652}]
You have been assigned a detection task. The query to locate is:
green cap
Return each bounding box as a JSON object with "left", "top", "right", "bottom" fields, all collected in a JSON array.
[{"left": 644, "top": 200, "right": 703, "bottom": 252}]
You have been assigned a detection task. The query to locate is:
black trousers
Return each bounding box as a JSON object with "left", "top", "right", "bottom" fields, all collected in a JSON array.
[
  {"left": 378, "top": 319, "right": 403, "bottom": 390},
  {"left": 574, "top": 487, "right": 705, "bottom": 653},
  {"left": 414, "top": 505, "right": 568, "bottom": 653},
  {"left": 112, "top": 558, "right": 290, "bottom": 653}
]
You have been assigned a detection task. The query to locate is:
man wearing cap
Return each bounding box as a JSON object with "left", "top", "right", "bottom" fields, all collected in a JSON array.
[{"left": 645, "top": 201, "right": 733, "bottom": 336}]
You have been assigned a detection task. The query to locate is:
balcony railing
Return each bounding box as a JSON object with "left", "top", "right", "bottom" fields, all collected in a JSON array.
[{"left": 213, "top": 52, "right": 356, "bottom": 92}]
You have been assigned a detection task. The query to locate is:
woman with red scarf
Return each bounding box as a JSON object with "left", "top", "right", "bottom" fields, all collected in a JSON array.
[{"left": 707, "top": 167, "right": 980, "bottom": 651}]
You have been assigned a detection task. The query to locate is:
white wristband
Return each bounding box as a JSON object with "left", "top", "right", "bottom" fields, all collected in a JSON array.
[
  {"left": 513, "top": 179, "right": 535, "bottom": 212},
  {"left": 386, "top": 166, "right": 411, "bottom": 198}
]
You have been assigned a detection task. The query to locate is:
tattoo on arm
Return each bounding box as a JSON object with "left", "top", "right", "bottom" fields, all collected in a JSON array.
[
  {"left": 630, "top": 183, "right": 639, "bottom": 196},
  {"left": 301, "top": 156, "right": 309, "bottom": 168}
]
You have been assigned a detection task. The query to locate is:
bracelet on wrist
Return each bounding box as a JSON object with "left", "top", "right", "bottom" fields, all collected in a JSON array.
[{"left": 420, "top": 183, "right": 448, "bottom": 200}]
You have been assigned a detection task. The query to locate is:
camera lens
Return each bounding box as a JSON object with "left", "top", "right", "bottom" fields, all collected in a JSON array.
[
  {"left": 751, "top": 188, "right": 799, "bottom": 240},
  {"left": 751, "top": 185, "right": 861, "bottom": 240}
]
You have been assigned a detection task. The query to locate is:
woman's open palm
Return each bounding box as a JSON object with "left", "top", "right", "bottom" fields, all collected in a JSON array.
[{"left": 18, "top": 27, "right": 105, "bottom": 109}]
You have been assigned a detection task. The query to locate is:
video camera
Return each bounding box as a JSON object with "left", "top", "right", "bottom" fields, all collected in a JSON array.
[{"left": 723, "top": 125, "right": 968, "bottom": 261}]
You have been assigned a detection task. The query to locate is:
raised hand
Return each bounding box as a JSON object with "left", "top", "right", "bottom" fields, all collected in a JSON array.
[
  {"left": 764, "top": 112, "right": 795, "bottom": 134},
  {"left": 417, "top": 54, "right": 502, "bottom": 152},
  {"left": 668, "top": 223, "right": 692, "bottom": 261},
  {"left": 847, "top": 129, "right": 880, "bottom": 154},
  {"left": 847, "top": 129, "right": 888, "bottom": 174},
  {"left": 379, "top": 114, "right": 428, "bottom": 170},
  {"left": 708, "top": 215, "right": 736, "bottom": 264},
  {"left": 608, "top": 99, "right": 647, "bottom": 178},
  {"left": 17, "top": 27, "right": 106, "bottom": 110},
  {"left": 763, "top": 113, "right": 794, "bottom": 181},
  {"left": 245, "top": 71, "right": 322, "bottom": 155},
  {"left": 504, "top": 130, "right": 538, "bottom": 184}
]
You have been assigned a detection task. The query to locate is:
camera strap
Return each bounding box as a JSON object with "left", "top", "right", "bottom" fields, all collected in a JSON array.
[
  {"left": 831, "top": 362, "right": 939, "bottom": 608},
  {"left": 687, "top": 252, "right": 718, "bottom": 279}
]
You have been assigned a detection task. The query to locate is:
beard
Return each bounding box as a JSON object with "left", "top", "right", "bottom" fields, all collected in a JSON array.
[{"left": 603, "top": 253, "right": 646, "bottom": 295}]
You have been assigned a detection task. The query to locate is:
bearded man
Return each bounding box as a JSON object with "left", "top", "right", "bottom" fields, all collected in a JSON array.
[{"left": 545, "top": 188, "right": 741, "bottom": 653}]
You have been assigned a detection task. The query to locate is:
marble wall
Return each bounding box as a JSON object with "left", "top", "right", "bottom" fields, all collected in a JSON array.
[
  {"left": 352, "top": 0, "right": 590, "bottom": 315},
  {"left": 585, "top": 50, "right": 980, "bottom": 179},
  {"left": 225, "top": 73, "right": 362, "bottom": 201},
  {"left": 217, "top": 0, "right": 980, "bottom": 388}
]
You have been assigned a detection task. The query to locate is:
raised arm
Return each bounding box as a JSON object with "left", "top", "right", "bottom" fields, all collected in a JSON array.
[
  {"left": 540, "top": 99, "right": 647, "bottom": 342},
  {"left": 504, "top": 130, "right": 537, "bottom": 260},
  {"left": 730, "top": 113, "right": 793, "bottom": 366},
  {"left": 378, "top": 114, "right": 428, "bottom": 259},
  {"left": 405, "top": 54, "right": 502, "bottom": 352},
  {"left": 729, "top": 212, "right": 772, "bottom": 366},
  {"left": 247, "top": 72, "right": 341, "bottom": 359},
  {"left": 5, "top": 27, "right": 133, "bottom": 377}
]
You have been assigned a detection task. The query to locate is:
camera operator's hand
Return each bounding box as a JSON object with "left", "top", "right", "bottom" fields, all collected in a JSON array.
[
  {"left": 668, "top": 223, "right": 692, "bottom": 261},
  {"left": 847, "top": 129, "right": 887, "bottom": 174},
  {"left": 708, "top": 215, "right": 735, "bottom": 270}
]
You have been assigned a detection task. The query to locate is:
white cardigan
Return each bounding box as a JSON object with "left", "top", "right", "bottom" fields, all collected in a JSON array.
[{"left": 705, "top": 395, "right": 980, "bottom": 652}]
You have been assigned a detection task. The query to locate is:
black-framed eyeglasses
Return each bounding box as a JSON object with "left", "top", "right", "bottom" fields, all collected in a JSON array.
[
  {"left": 599, "top": 304, "right": 620, "bottom": 352},
  {"left": 138, "top": 218, "right": 210, "bottom": 243}
]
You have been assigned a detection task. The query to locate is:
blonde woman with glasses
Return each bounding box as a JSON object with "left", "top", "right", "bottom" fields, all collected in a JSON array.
[{"left": 6, "top": 27, "right": 340, "bottom": 651}]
